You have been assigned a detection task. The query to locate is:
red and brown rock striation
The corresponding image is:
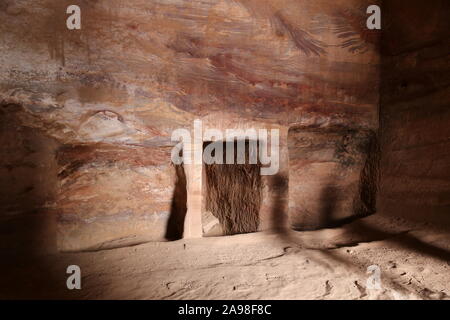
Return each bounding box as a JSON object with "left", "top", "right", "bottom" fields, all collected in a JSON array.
[{"left": 0, "top": 0, "right": 382, "bottom": 251}]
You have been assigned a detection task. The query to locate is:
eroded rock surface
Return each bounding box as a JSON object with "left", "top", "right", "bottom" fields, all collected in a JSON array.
[{"left": 0, "top": 0, "right": 380, "bottom": 250}]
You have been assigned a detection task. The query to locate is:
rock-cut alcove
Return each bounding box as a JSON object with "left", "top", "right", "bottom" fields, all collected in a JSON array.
[
  {"left": 288, "top": 126, "right": 378, "bottom": 230},
  {"left": 202, "top": 140, "right": 262, "bottom": 236}
]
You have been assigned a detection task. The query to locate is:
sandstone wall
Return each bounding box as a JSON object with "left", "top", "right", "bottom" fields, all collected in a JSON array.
[
  {"left": 288, "top": 126, "right": 378, "bottom": 230},
  {"left": 0, "top": 0, "right": 380, "bottom": 250},
  {"left": 0, "top": 104, "right": 59, "bottom": 254},
  {"left": 55, "top": 144, "right": 176, "bottom": 251},
  {"left": 379, "top": 0, "right": 450, "bottom": 224}
]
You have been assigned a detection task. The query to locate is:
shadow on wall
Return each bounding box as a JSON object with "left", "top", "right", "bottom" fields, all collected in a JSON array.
[
  {"left": 287, "top": 126, "right": 380, "bottom": 232},
  {"left": 269, "top": 174, "right": 289, "bottom": 232},
  {"left": 165, "top": 164, "right": 187, "bottom": 241},
  {"left": 320, "top": 129, "right": 380, "bottom": 229},
  {"left": 280, "top": 127, "right": 379, "bottom": 235},
  {"left": 0, "top": 103, "right": 64, "bottom": 298}
]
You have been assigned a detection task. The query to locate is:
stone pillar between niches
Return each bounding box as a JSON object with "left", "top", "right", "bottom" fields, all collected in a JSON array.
[{"left": 183, "top": 139, "right": 203, "bottom": 238}]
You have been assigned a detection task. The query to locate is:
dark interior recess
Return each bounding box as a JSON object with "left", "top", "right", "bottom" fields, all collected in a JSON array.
[{"left": 203, "top": 140, "right": 262, "bottom": 235}]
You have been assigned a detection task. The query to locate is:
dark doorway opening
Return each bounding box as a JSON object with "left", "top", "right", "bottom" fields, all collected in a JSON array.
[{"left": 203, "top": 140, "right": 262, "bottom": 235}]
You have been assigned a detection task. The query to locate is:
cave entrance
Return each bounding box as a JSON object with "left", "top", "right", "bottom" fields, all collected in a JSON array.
[{"left": 202, "top": 140, "right": 262, "bottom": 236}]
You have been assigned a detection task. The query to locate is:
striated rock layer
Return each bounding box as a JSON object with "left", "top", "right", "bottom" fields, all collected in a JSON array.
[
  {"left": 379, "top": 0, "right": 450, "bottom": 225},
  {"left": 0, "top": 0, "right": 381, "bottom": 251}
]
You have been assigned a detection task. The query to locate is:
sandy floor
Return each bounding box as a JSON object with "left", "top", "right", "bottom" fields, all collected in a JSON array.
[{"left": 1, "top": 214, "right": 449, "bottom": 300}]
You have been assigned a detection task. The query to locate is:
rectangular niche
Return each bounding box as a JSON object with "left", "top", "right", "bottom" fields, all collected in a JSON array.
[{"left": 202, "top": 140, "right": 262, "bottom": 236}]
